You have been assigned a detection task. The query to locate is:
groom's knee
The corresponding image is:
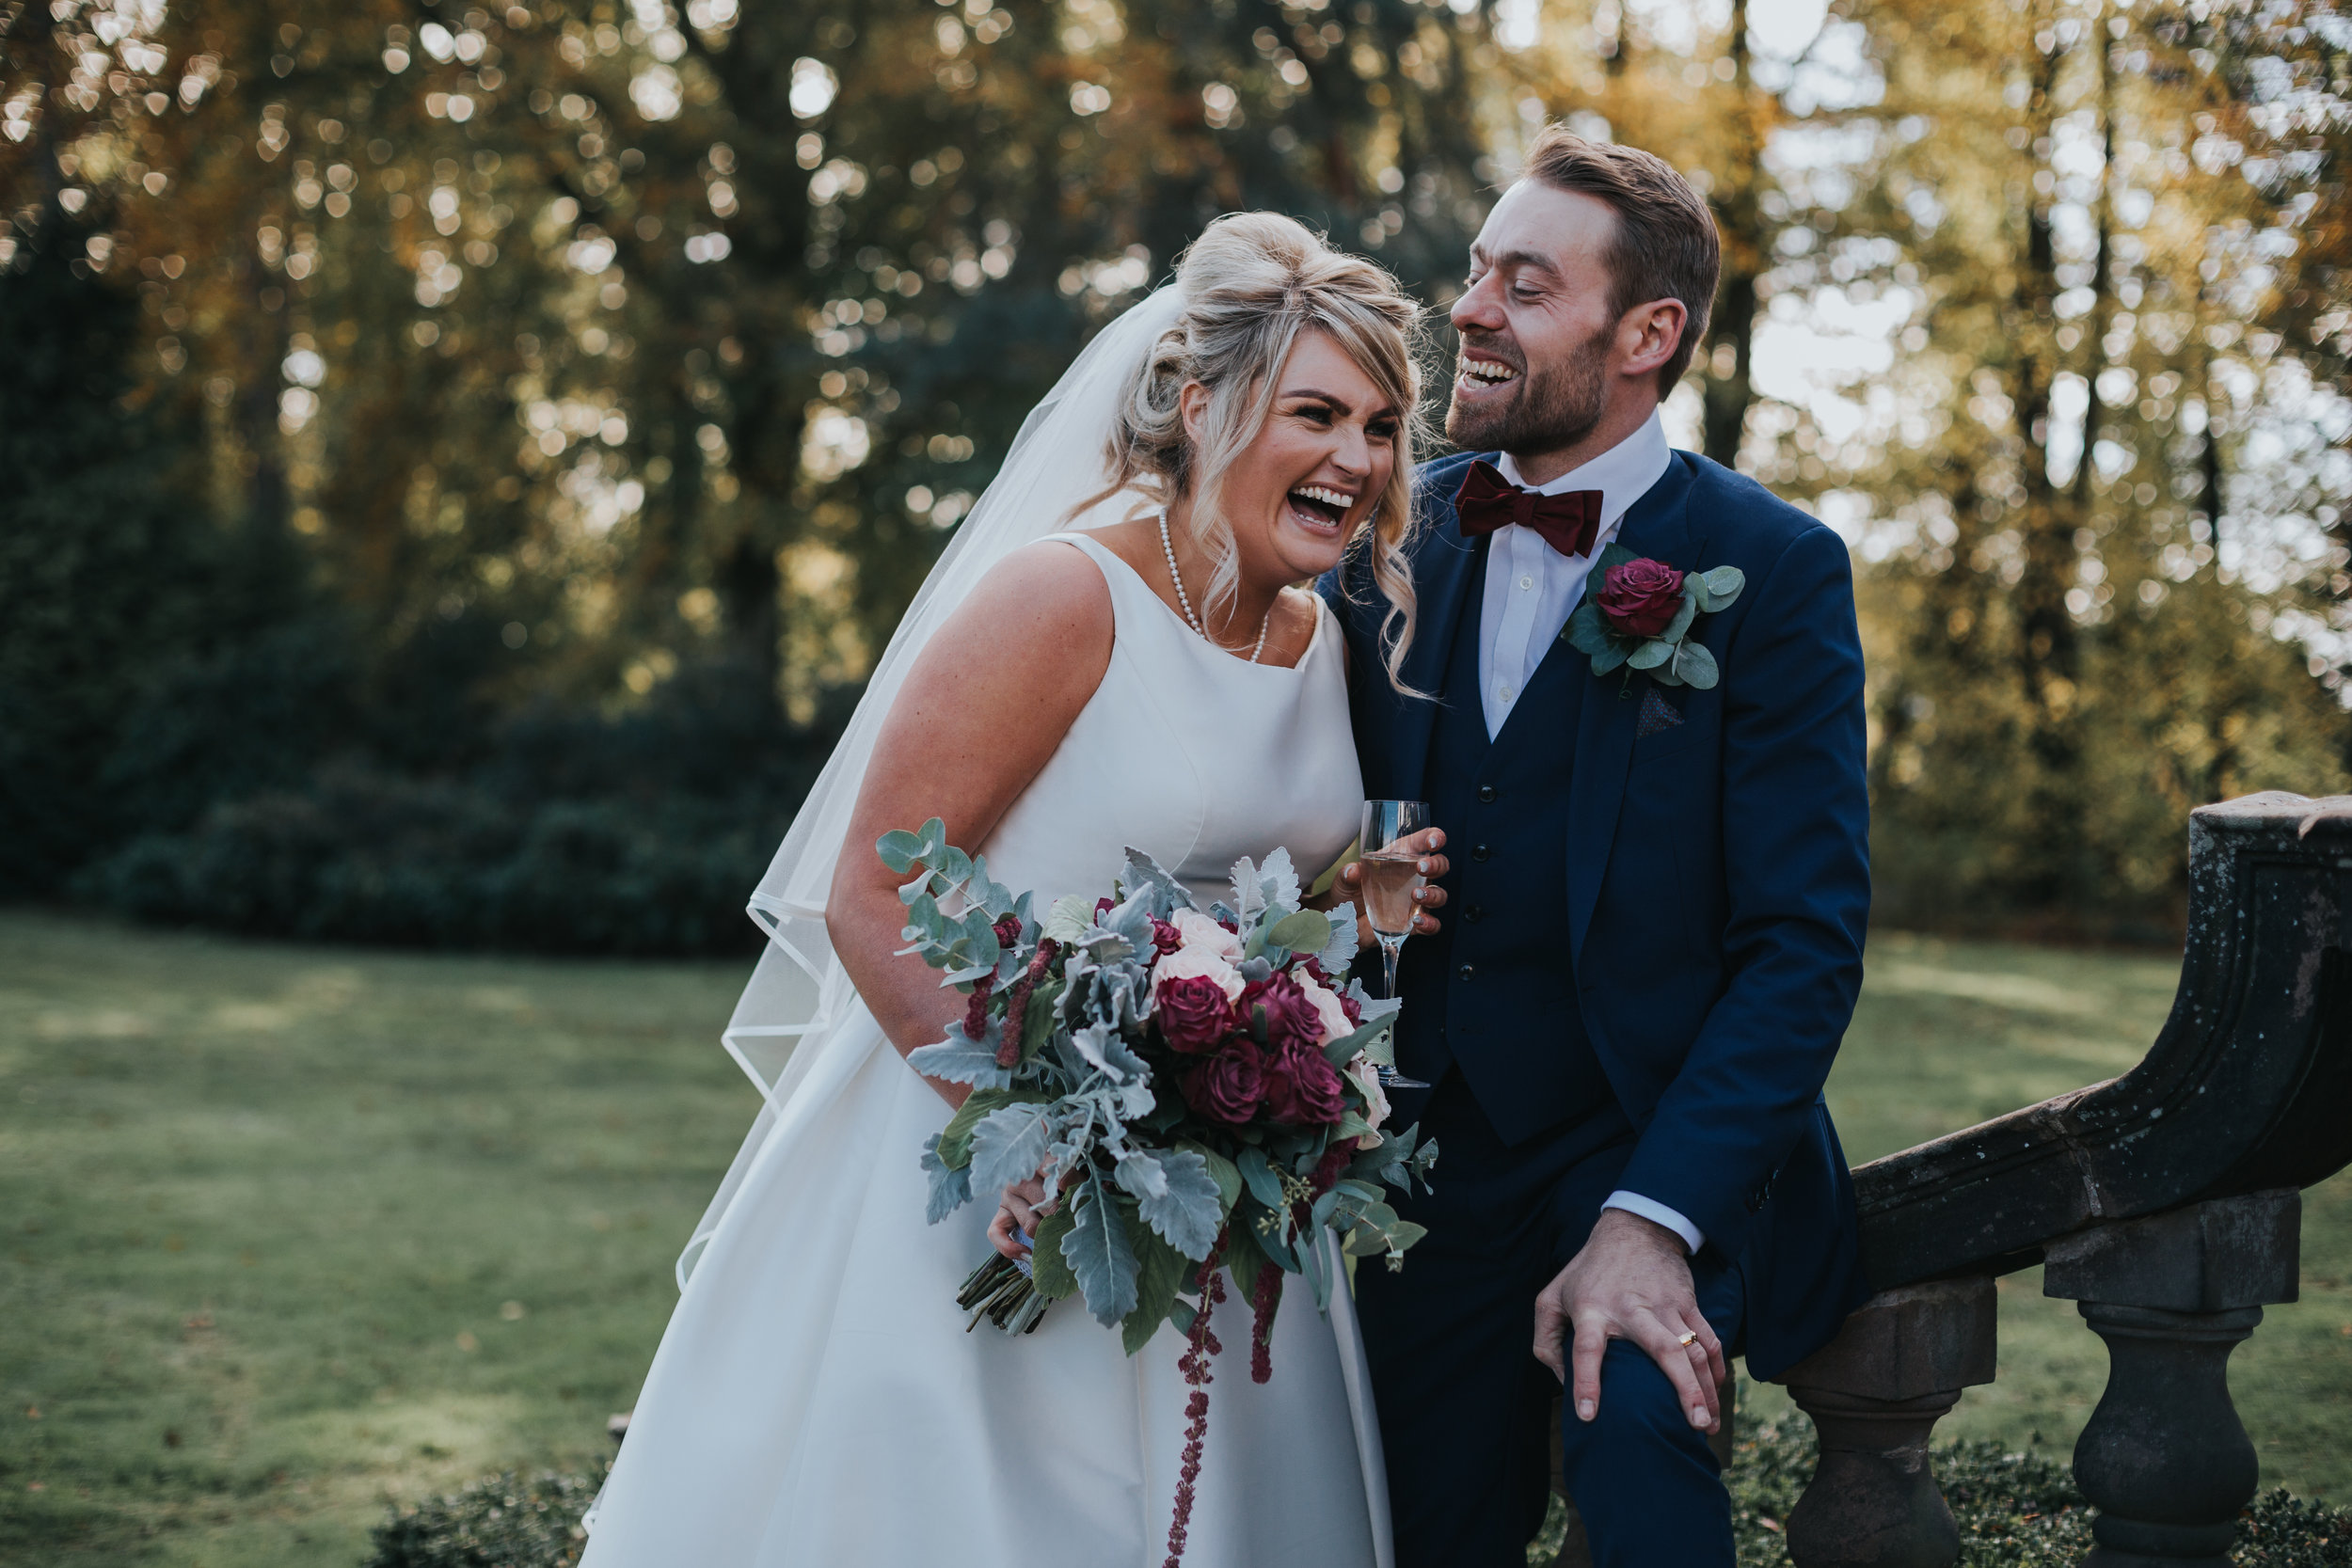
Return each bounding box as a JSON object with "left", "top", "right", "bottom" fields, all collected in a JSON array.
[{"left": 1557, "top": 1340, "right": 1723, "bottom": 1476}]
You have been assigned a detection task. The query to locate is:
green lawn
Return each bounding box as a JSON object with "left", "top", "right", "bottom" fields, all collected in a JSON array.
[{"left": 3, "top": 913, "right": 2347, "bottom": 1566}]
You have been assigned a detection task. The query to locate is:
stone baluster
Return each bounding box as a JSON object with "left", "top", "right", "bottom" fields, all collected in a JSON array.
[
  {"left": 2040, "top": 1189, "right": 2300, "bottom": 1568},
  {"left": 1774, "top": 1276, "right": 1998, "bottom": 1568}
]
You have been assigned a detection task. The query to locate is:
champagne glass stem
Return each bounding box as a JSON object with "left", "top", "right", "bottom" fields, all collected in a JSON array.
[{"left": 1379, "top": 934, "right": 1402, "bottom": 1000}]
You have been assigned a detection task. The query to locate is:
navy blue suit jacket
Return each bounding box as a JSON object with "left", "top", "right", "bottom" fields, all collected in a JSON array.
[{"left": 1321, "top": 448, "right": 1872, "bottom": 1378}]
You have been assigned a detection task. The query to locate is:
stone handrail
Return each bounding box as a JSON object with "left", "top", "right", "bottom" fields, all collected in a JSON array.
[
  {"left": 1851, "top": 791, "right": 2352, "bottom": 1291},
  {"left": 1544, "top": 793, "right": 2352, "bottom": 1567},
  {"left": 1771, "top": 792, "right": 2352, "bottom": 1568}
]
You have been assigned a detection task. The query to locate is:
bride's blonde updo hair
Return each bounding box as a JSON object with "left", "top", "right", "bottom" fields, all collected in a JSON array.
[{"left": 1077, "top": 212, "right": 1427, "bottom": 691}]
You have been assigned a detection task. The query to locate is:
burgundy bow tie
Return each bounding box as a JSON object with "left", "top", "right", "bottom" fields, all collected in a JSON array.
[{"left": 1453, "top": 460, "right": 1605, "bottom": 559}]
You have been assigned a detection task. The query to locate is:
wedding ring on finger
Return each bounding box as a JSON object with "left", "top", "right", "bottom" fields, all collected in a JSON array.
[{"left": 1677, "top": 1331, "right": 1698, "bottom": 1347}]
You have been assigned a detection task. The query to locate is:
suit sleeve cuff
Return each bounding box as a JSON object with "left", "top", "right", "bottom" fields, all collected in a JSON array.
[{"left": 1602, "top": 1191, "right": 1704, "bottom": 1256}]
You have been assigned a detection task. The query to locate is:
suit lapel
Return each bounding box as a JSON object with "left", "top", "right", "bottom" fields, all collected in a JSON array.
[
  {"left": 1386, "top": 467, "right": 1485, "bottom": 803},
  {"left": 1565, "top": 454, "right": 1706, "bottom": 962}
]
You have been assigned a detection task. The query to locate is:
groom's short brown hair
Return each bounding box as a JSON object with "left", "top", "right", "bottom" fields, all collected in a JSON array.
[{"left": 1520, "top": 128, "right": 1721, "bottom": 393}]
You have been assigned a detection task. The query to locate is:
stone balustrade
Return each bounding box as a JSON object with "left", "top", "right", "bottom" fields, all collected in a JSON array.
[{"left": 1542, "top": 793, "right": 2352, "bottom": 1567}]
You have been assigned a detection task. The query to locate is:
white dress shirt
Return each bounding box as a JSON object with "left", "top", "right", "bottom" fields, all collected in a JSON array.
[{"left": 1470, "top": 412, "right": 1704, "bottom": 1256}]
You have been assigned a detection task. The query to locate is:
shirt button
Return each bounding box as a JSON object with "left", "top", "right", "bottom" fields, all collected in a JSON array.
[
  {"left": 1518, "top": 574, "right": 1534, "bottom": 590},
  {"left": 1457, "top": 964, "right": 1476, "bottom": 982},
  {"left": 1477, "top": 785, "right": 1496, "bottom": 803},
  {"left": 1471, "top": 844, "right": 1490, "bottom": 862},
  {"left": 1496, "top": 682, "right": 1515, "bottom": 703}
]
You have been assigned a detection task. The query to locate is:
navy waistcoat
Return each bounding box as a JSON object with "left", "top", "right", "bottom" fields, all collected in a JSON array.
[{"left": 1390, "top": 542, "right": 1616, "bottom": 1145}]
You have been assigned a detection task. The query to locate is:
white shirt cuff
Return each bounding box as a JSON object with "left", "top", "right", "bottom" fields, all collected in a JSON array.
[{"left": 1602, "top": 1191, "right": 1704, "bottom": 1256}]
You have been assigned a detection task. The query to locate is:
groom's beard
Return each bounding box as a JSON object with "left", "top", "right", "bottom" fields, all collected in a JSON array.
[{"left": 1444, "top": 325, "right": 1613, "bottom": 459}]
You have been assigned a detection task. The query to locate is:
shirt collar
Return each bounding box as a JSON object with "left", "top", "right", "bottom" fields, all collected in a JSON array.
[{"left": 1492, "top": 410, "right": 1673, "bottom": 537}]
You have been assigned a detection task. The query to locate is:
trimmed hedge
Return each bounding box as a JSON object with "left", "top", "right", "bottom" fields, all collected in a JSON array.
[
  {"left": 79, "top": 767, "right": 784, "bottom": 957},
  {"left": 365, "top": 1418, "right": 2352, "bottom": 1568},
  {"left": 366, "top": 1470, "right": 601, "bottom": 1568}
]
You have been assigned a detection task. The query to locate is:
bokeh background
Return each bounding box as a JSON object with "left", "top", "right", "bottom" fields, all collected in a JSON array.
[
  {"left": 8, "top": 0, "right": 2352, "bottom": 1564},
  {"left": 6, "top": 0, "right": 2351, "bottom": 945}
]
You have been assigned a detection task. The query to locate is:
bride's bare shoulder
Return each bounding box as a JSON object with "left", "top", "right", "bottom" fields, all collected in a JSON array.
[{"left": 922, "top": 538, "right": 1115, "bottom": 677}]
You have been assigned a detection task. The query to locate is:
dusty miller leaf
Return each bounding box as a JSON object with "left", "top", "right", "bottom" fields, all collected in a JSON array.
[
  {"left": 1118, "top": 1147, "right": 1225, "bottom": 1260},
  {"left": 1063, "top": 1172, "right": 1141, "bottom": 1326},
  {"left": 967, "top": 1101, "right": 1057, "bottom": 1199},
  {"left": 905, "top": 1031, "right": 1013, "bottom": 1090},
  {"left": 1120, "top": 847, "right": 1195, "bottom": 918},
  {"left": 919, "top": 1133, "right": 973, "bottom": 1223}
]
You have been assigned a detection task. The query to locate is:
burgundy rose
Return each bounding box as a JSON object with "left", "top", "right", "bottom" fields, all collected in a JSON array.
[
  {"left": 1149, "top": 916, "right": 1185, "bottom": 956},
  {"left": 1156, "top": 974, "right": 1237, "bottom": 1054},
  {"left": 1595, "top": 558, "right": 1687, "bottom": 640},
  {"left": 1237, "top": 973, "right": 1323, "bottom": 1054},
  {"left": 1184, "top": 1040, "right": 1267, "bottom": 1126},
  {"left": 1262, "top": 1038, "right": 1348, "bottom": 1127}
]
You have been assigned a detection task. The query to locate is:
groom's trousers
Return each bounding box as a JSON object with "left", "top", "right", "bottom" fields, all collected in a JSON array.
[{"left": 1356, "top": 1069, "right": 1745, "bottom": 1568}]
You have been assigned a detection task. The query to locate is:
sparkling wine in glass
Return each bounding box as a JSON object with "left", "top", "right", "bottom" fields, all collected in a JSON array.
[{"left": 1359, "top": 799, "right": 1433, "bottom": 1090}]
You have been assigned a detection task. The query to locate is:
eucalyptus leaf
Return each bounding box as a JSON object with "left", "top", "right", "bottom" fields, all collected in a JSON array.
[
  {"left": 1590, "top": 641, "right": 1630, "bottom": 676},
  {"left": 1064, "top": 1173, "right": 1141, "bottom": 1326},
  {"left": 1596, "top": 542, "right": 1640, "bottom": 571},
  {"left": 876, "top": 817, "right": 947, "bottom": 875},
  {"left": 1628, "top": 638, "right": 1675, "bottom": 671},
  {"left": 1235, "top": 1146, "right": 1286, "bottom": 1212},
  {"left": 1676, "top": 639, "right": 1722, "bottom": 689},
  {"left": 1266, "top": 908, "right": 1331, "bottom": 956},
  {"left": 1701, "top": 564, "right": 1745, "bottom": 603},
  {"left": 1660, "top": 588, "right": 1700, "bottom": 644},
  {"left": 1563, "top": 601, "right": 1616, "bottom": 655}
]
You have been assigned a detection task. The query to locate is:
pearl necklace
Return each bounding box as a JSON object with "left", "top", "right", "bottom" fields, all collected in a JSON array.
[{"left": 1156, "top": 507, "right": 1269, "bottom": 664}]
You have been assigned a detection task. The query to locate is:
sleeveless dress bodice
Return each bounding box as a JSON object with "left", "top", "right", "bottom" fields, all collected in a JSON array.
[
  {"left": 579, "top": 531, "right": 1384, "bottom": 1568},
  {"left": 978, "top": 531, "right": 1363, "bottom": 909}
]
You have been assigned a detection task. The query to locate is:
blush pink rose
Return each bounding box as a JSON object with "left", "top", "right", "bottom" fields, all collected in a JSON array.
[
  {"left": 1170, "top": 908, "right": 1243, "bottom": 959},
  {"left": 1152, "top": 942, "right": 1244, "bottom": 1002},
  {"left": 1295, "top": 974, "right": 1357, "bottom": 1046}
]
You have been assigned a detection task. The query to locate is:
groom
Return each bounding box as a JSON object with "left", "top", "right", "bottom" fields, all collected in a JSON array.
[{"left": 1325, "top": 130, "right": 1873, "bottom": 1566}]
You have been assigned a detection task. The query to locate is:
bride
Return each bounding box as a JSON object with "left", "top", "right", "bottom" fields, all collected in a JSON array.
[{"left": 580, "top": 213, "right": 1447, "bottom": 1567}]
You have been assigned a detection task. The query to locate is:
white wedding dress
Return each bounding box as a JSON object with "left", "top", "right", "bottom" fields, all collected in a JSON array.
[{"left": 579, "top": 531, "right": 1389, "bottom": 1567}]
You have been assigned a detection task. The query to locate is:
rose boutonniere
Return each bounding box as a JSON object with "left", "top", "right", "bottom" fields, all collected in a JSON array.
[{"left": 1563, "top": 544, "right": 1745, "bottom": 691}]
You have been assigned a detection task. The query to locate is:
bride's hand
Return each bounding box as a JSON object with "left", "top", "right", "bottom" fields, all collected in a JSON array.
[
  {"left": 1333, "top": 827, "right": 1450, "bottom": 944},
  {"left": 989, "top": 1173, "right": 1057, "bottom": 1261}
]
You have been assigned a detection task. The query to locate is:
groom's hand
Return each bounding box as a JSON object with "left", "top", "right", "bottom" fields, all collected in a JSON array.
[
  {"left": 1334, "top": 828, "right": 1450, "bottom": 939},
  {"left": 1534, "top": 1209, "right": 1727, "bottom": 1433}
]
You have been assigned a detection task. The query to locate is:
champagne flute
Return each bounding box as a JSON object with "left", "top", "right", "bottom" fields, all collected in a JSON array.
[{"left": 1358, "top": 799, "right": 1434, "bottom": 1090}]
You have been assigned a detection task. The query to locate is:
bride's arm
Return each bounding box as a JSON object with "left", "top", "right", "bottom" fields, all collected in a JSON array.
[{"left": 825, "top": 542, "right": 1116, "bottom": 1108}]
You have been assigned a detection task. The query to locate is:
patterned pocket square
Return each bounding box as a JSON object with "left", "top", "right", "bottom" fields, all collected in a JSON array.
[{"left": 1636, "top": 686, "right": 1685, "bottom": 739}]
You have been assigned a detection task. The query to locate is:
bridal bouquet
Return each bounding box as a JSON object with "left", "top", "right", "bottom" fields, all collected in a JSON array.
[
  {"left": 882, "top": 821, "right": 1436, "bottom": 1559},
  {"left": 885, "top": 818, "right": 1437, "bottom": 1340}
]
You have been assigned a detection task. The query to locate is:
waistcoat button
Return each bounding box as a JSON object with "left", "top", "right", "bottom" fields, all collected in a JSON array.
[
  {"left": 1471, "top": 844, "right": 1490, "bottom": 862},
  {"left": 1457, "top": 963, "right": 1475, "bottom": 982},
  {"left": 1463, "top": 905, "right": 1485, "bottom": 923},
  {"left": 1477, "top": 784, "right": 1497, "bottom": 803}
]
